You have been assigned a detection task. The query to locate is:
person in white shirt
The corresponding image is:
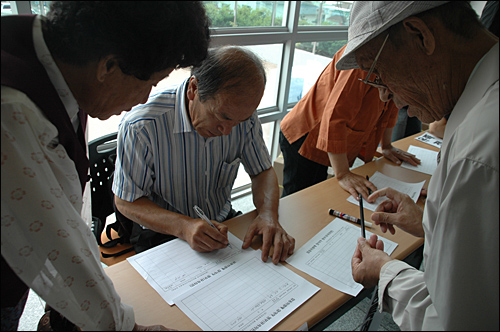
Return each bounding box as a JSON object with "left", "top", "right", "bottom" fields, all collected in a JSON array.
[
  {"left": 113, "top": 46, "right": 295, "bottom": 266},
  {"left": 335, "top": 1, "right": 499, "bottom": 330},
  {"left": 1, "top": 2, "right": 210, "bottom": 330}
]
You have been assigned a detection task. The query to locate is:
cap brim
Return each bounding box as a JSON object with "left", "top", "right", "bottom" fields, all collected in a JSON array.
[
  {"left": 335, "top": 1, "right": 450, "bottom": 71},
  {"left": 335, "top": 33, "right": 369, "bottom": 70}
]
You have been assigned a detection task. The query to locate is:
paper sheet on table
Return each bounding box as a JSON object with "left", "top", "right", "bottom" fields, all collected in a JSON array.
[
  {"left": 401, "top": 145, "right": 439, "bottom": 175},
  {"left": 286, "top": 218, "right": 398, "bottom": 296},
  {"left": 174, "top": 253, "right": 320, "bottom": 331},
  {"left": 347, "top": 171, "right": 425, "bottom": 211},
  {"left": 128, "top": 232, "right": 255, "bottom": 305},
  {"left": 415, "top": 132, "right": 443, "bottom": 148}
]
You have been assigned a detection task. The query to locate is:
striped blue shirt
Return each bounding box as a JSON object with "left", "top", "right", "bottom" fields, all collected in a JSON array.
[{"left": 112, "top": 79, "right": 272, "bottom": 222}]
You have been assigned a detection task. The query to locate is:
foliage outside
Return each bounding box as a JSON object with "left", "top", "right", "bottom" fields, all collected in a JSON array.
[{"left": 204, "top": 1, "right": 346, "bottom": 58}]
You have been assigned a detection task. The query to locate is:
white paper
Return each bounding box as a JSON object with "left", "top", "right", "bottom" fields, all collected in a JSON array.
[
  {"left": 286, "top": 218, "right": 398, "bottom": 296},
  {"left": 401, "top": 145, "right": 439, "bottom": 175},
  {"left": 415, "top": 132, "right": 442, "bottom": 148},
  {"left": 347, "top": 171, "right": 425, "bottom": 211},
  {"left": 174, "top": 253, "right": 320, "bottom": 331},
  {"left": 128, "top": 232, "right": 254, "bottom": 305}
]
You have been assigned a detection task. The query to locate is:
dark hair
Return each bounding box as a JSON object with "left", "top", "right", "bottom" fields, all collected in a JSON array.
[
  {"left": 388, "top": 1, "right": 484, "bottom": 45},
  {"left": 43, "top": 1, "right": 211, "bottom": 80},
  {"left": 191, "top": 45, "right": 267, "bottom": 102}
]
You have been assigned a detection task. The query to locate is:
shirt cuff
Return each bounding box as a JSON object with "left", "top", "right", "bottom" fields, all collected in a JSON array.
[{"left": 378, "top": 260, "right": 413, "bottom": 312}]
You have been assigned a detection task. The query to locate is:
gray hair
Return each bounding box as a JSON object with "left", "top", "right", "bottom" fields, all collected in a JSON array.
[{"left": 191, "top": 45, "right": 266, "bottom": 102}]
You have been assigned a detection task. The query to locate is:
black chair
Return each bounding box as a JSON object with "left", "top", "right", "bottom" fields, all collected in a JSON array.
[{"left": 88, "top": 132, "right": 118, "bottom": 245}]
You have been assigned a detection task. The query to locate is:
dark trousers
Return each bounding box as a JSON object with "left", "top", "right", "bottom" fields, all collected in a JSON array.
[{"left": 279, "top": 131, "right": 328, "bottom": 198}]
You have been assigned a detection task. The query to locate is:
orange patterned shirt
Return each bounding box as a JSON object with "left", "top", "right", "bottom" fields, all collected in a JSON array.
[{"left": 281, "top": 45, "right": 398, "bottom": 167}]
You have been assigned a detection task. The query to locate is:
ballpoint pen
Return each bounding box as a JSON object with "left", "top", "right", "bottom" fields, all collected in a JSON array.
[
  {"left": 359, "top": 194, "right": 366, "bottom": 238},
  {"left": 193, "top": 205, "right": 232, "bottom": 248}
]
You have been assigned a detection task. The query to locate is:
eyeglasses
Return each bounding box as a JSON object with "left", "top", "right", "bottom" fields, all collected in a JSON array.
[{"left": 358, "top": 34, "right": 389, "bottom": 89}]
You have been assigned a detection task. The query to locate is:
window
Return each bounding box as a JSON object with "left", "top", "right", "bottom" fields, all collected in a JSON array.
[
  {"left": 11, "top": 0, "right": 490, "bottom": 199},
  {"left": 30, "top": 1, "right": 50, "bottom": 15},
  {"left": 1, "top": 1, "right": 13, "bottom": 15},
  {"left": 298, "top": 1, "right": 351, "bottom": 26},
  {"left": 16, "top": 1, "right": 355, "bottom": 198},
  {"left": 204, "top": 1, "right": 286, "bottom": 28}
]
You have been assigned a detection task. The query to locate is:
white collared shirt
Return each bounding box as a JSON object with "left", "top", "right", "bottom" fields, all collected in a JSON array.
[
  {"left": 1, "top": 15, "right": 134, "bottom": 330},
  {"left": 378, "top": 43, "right": 499, "bottom": 330}
]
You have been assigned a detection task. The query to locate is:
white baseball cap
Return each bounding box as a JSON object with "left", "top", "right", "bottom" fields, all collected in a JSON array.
[{"left": 335, "top": 1, "right": 449, "bottom": 70}]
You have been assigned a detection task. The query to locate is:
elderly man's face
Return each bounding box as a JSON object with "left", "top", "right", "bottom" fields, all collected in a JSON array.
[
  {"left": 355, "top": 35, "right": 442, "bottom": 124},
  {"left": 85, "top": 67, "right": 173, "bottom": 120},
  {"left": 187, "top": 77, "right": 264, "bottom": 137}
]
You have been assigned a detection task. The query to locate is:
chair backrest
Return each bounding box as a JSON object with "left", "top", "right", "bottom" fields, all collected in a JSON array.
[{"left": 88, "top": 132, "right": 118, "bottom": 224}]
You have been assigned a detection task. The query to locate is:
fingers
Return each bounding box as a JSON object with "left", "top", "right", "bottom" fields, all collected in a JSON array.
[
  {"left": 191, "top": 220, "right": 229, "bottom": 252},
  {"left": 206, "top": 222, "right": 229, "bottom": 247},
  {"left": 271, "top": 233, "right": 295, "bottom": 264},
  {"left": 242, "top": 224, "right": 257, "bottom": 249},
  {"left": 260, "top": 229, "right": 272, "bottom": 263},
  {"left": 339, "top": 174, "right": 378, "bottom": 201},
  {"left": 368, "top": 186, "right": 400, "bottom": 203},
  {"left": 404, "top": 152, "right": 421, "bottom": 166},
  {"left": 246, "top": 224, "right": 295, "bottom": 265},
  {"left": 389, "top": 149, "right": 421, "bottom": 166},
  {"left": 386, "top": 152, "right": 402, "bottom": 165},
  {"left": 366, "top": 234, "right": 377, "bottom": 247}
]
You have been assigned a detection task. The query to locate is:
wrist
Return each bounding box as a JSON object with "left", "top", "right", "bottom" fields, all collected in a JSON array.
[{"left": 381, "top": 143, "right": 393, "bottom": 151}]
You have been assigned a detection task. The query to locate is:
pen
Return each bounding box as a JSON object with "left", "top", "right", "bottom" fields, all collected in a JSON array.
[
  {"left": 359, "top": 194, "right": 366, "bottom": 238},
  {"left": 193, "top": 205, "right": 232, "bottom": 248},
  {"left": 328, "top": 209, "right": 373, "bottom": 228},
  {"left": 366, "top": 175, "right": 372, "bottom": 195}
]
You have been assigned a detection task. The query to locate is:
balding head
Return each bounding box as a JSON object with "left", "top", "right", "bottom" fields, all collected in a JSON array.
[{"left": 191, "top": 45, "right": 266, "bottom": 103}]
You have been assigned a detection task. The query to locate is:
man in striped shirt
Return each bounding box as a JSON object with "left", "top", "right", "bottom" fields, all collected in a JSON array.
[{"left": 113, "top": 46, "right": 295, "bottom": 265}]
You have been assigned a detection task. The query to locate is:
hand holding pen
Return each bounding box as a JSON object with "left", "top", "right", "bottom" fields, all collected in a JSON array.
[{"left": 193, "top": 205, "right": 232, "bottom": 249}]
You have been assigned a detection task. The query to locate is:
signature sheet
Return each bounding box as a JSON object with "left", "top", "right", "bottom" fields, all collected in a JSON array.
[
  {"left": 347, "top": 171, "right": 425, "bottom": 211},
  {"left": 286, "top": 219, "right": 398, "bottom": 296},
  {"left": 401, "top": 145, "right": 439, "bottom": 175},
  {"left": 128, "top": 232, "right": 320, "bottom": 331}
]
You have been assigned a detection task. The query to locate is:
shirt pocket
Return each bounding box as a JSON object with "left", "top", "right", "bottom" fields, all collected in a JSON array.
[{"left": 216, "top": 158, "right": 241, "bottom": 189}]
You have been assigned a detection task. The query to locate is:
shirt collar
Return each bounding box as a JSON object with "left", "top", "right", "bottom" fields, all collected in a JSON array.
[
  {"left": 33, "top": 15, "right": 80, "bottom": 131},
  {"left": 444, "top": 42, "right": 499, "bottom": 144}
]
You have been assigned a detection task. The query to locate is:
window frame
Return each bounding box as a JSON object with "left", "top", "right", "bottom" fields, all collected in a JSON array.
[{"left": 15, "top": 1, "right": 350, "bottom": 196}]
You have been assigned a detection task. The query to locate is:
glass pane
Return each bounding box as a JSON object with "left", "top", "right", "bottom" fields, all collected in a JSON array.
[
  {"left": 203, "top": 1, "right": 285, "bottom": 28},
  {"left": 289, "top": 40, "right": 346, "bottom": 103},
  {"left": 30, "top": 1, "right": 51, "bottom": 15},
  {"left": 298, "top": 1, "right": 352, "bottom": 26},
  {"left": 245, "top": 44, "right": 283, "bottom": 110},
  {"left": 1, "top": 1, "right": 13, "bottom": 16}
]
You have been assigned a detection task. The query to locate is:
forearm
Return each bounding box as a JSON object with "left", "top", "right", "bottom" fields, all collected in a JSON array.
[
  {"left": 114, "top": 196, "right": 191, "bottom": 239},
  {"left": 379, "top": 260, "right": 441, "bottom": 330},
  {"left": 428, "top": 118, "right": 447, "bottom": 139},
  {"left": 381, "top": 127, "right": 394, "bottom": 149},
  {"left": 327, "top": 152, "right": 350, "bottom": 178},
  {"left": 250, "top": 167, "right": 279, "bottom": 220}
]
